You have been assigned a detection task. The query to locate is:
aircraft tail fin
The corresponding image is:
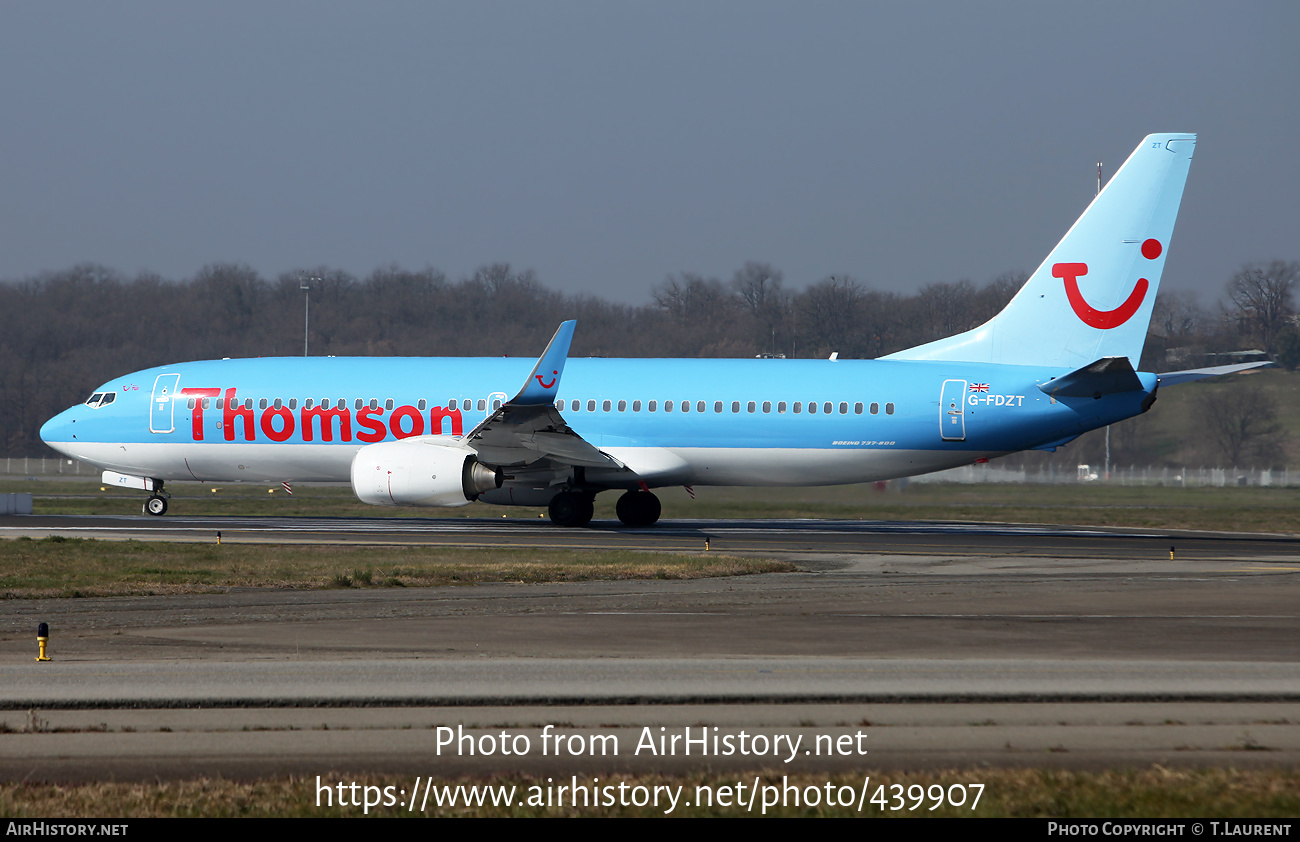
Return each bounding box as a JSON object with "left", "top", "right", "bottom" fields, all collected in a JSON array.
[{"left": 885, "top": 133, "right": 1196, "bottom": 370}]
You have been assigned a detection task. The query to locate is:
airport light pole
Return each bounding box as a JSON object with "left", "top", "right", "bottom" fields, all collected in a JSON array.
[{"left": 299, "top": 275, "right": 319, "bottom": 356}]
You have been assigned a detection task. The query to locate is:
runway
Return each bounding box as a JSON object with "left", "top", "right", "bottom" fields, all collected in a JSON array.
[
  {"left": 1, "top": 513, "right": 1298, "bottom": 779},
  {"left": 8, "top": 511, "right": 1300, "bottom": 560}
]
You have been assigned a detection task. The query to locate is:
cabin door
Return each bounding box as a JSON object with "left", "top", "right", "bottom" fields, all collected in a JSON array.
[
  {"left": 150, "top": 374, "right": 181, "bottom": 434},
  {"left": 940, "top": 379, "right": 967, "bottom": 442}
]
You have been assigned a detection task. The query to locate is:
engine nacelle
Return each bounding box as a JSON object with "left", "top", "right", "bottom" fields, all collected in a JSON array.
[{"left": 350, "top": 439, "right": 500, "bottom": 507}]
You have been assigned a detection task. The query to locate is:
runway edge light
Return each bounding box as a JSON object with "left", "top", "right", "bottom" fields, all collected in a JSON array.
[{"left": 36, "top": 622, "right": 50, "bottom": 662}]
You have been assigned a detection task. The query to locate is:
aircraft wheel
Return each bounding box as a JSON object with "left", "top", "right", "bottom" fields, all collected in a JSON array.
[
  {"left": 144, "top": 495, "right": 168, "bottom": 516},
  {"left": 616, "top": 490, "right": 661, "bottom": 527},
  {"left": 548, "top": 491, "right": 594, "bottom": 527}
]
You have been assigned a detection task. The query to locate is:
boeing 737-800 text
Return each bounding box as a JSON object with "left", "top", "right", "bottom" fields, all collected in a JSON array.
[{"left": 40, "top": 133, "right": 1253, "bottom": 526}]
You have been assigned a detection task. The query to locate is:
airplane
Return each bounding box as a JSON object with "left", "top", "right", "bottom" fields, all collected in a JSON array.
[{"left": 39, "top": 132, "right": 1259, "bottom": 527}]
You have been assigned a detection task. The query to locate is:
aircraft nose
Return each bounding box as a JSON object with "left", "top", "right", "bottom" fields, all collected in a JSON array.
[{"left": 39, "top": 407, "right": 78, "bottom": 446}]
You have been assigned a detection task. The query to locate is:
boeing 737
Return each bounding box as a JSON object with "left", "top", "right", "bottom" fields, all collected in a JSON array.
[{"left": 40, "top": 133, "right": 1254, "bottom": 526}]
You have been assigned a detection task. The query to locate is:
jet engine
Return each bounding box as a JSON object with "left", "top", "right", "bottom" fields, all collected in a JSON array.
[{"left": 350, "top": 439, "right": 500, "bottom": 507}]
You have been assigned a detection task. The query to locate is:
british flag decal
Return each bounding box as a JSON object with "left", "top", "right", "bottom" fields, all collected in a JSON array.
[{"left": 969, "top": 383, "right": 990, "bottom": 392}]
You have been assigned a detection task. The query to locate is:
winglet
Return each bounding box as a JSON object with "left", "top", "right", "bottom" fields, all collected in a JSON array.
[{"left": 511, "top": 320, "right": 576, "bottom": 405}]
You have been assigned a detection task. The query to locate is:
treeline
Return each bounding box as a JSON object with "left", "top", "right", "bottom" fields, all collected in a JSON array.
[{"left": 3, "top": 259, "right": 1297, "bottom": 461}]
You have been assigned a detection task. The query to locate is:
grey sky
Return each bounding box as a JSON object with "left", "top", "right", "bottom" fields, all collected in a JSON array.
[{"left": 0, "top": 2, "right": 1295, "bottom": 305}]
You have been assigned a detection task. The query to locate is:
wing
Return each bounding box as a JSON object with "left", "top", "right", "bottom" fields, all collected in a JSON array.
[{"left": 464, "top": 321, "right": 625, "bottom": 471}]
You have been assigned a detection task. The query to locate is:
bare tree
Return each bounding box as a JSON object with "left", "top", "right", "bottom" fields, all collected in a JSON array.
[
  {"left": 1200, "top": 381, "right": 1287, "bottom": 466},
  {"left": 1226, "top": 261, "right": 1300, "bottom": 356},
  {"left": 730, "top": 262, "right": 788, "bottom": 356}
]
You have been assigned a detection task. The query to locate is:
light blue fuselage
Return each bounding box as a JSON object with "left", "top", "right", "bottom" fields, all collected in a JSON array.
[{"left": 40, "top": 355, "right": 1156, "bottom": 488}]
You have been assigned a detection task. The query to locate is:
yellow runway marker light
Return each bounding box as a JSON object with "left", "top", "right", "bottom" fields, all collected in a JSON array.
[{"left": 36, "top": 622, "right": 50, "bottom": 662}]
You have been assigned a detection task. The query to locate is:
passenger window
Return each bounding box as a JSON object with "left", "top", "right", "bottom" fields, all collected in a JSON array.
[
  {"left": 555, "top": 400, "right": 563, "bottom": 409},
  {"left": 187, "top": 398, "right": 196, "bottom": 410},
  {"left": 202, "top": 398, "right": 211, "bottom": 410},
  {"left": 261, "top": 399, "right": 269, "bottom": 410},
  {"left": 681, "top": 401, "right": 689, "bottom": 413},
  {"left": 870, "top": 402, "right": 879, "bottom": 415},
  {"left": 418, "top": 399, "right": 427, "bottom": 411},
  {"left": 369, "top": 399, "right": 378, "bottom": 410},
  {"left": 478, "top": 399, "right": 486, "bottom": 411},
  {"left": 603, "top": 400, "right": 612, "bottom": 412},
  {"left": 633, "top": 400, "right": 642, "bottom": 412},
  {"left": 886, "top": 402, "right": 895, "bottom": 415},
  {"left": 230, "top": 397, "right": 239, "bottom": 410},
  {"left": 304, "top": 399, "right": 314, "bottom": 409},
  {"left": 274, "top": 398, "right": 283, "bottom": 409},
  {"left": 794, "top": 402, "right": 802, "bottom": 414},
  {"left": 777, "top": 401, "right": 786, "bottom": 414},
  {"left": 648, "top": 400, "right": 657, "bottom": 412},
  {"left": 587, "top": 400, "right": 596, "bottom": 412},
  {"left": 731, "top": 401, "right": 740, "bottom": 413},
  {"left": 854, "top": 402, "right": 863, "bottom": 414},
  {"left": 665, "top": 401, "right": 674, "bottom": 412},
  {"left": 697, "top": 401, "right": 706, "bottom": 412},
  {"left": 839, "top": 402, "right": 848, "bottom": 414},
  {"left": 715, "top": 401, "right": 723, "bottom": 413},
  {"left": 570, "top": 399, "right": 579, "bottom": 411},
  {"left": 617, "top": 400, "right": 626, "bottom": 412},
  {"left": 289, "top": 399, "right": 297, "bottom": 410},
  {"left": 824, "top": 402, "right": 833, "bottom": 414},
  {"left": 493, "top": 399, "right": 502, "bottom": 410},
  {"left": 748, "top": 401, "right": 756, "bottom": 413},
  {"left": 762, "top": 401, "right": 771, "bottom": 413},
  {"left": 354, "top": 399, "right": 362, "bottom": 410}
]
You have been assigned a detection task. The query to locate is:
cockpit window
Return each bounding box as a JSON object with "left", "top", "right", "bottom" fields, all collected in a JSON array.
[{"left": 84, "top": 392, "right": 116, "bottom": 408}]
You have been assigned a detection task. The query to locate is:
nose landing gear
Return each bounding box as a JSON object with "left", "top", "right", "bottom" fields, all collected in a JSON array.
[{"left": 143, "top": 494, "right": 168, "bottom": 516}]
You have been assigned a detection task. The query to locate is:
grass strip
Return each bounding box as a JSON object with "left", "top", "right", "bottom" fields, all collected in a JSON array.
[
  {"left": 1, "top": 767, "right": 1298, "bottom": 817},
  {"left": 0, "top": 537, "right": 793, "bottom": 599}
]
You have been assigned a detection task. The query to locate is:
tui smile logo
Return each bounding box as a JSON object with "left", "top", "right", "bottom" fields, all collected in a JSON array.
[
  {"left": 535, "top": 370, "right": 558, "bottom": 389},
  {"left": 1054, "top": 239, "right": 1162, "bottom": 329}
]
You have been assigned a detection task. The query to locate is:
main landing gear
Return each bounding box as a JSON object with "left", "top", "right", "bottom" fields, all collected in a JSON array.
[
  {"left": 547, "top": 489, "right": 663, "bottom": 528},
  {"left": 547, "top": 491, "right": 594, "bottom": 527},
  {"left": 615, "top": 489, "right": 661, "bottom": 528}
]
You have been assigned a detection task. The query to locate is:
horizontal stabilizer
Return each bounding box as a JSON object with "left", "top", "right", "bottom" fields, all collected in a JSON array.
[
  {"left": 1039, "top": 357, "right": 1143, "bottom": 398},
  {"left": 1157, "top": 361, "right": 1273, "bottom": 386}
]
